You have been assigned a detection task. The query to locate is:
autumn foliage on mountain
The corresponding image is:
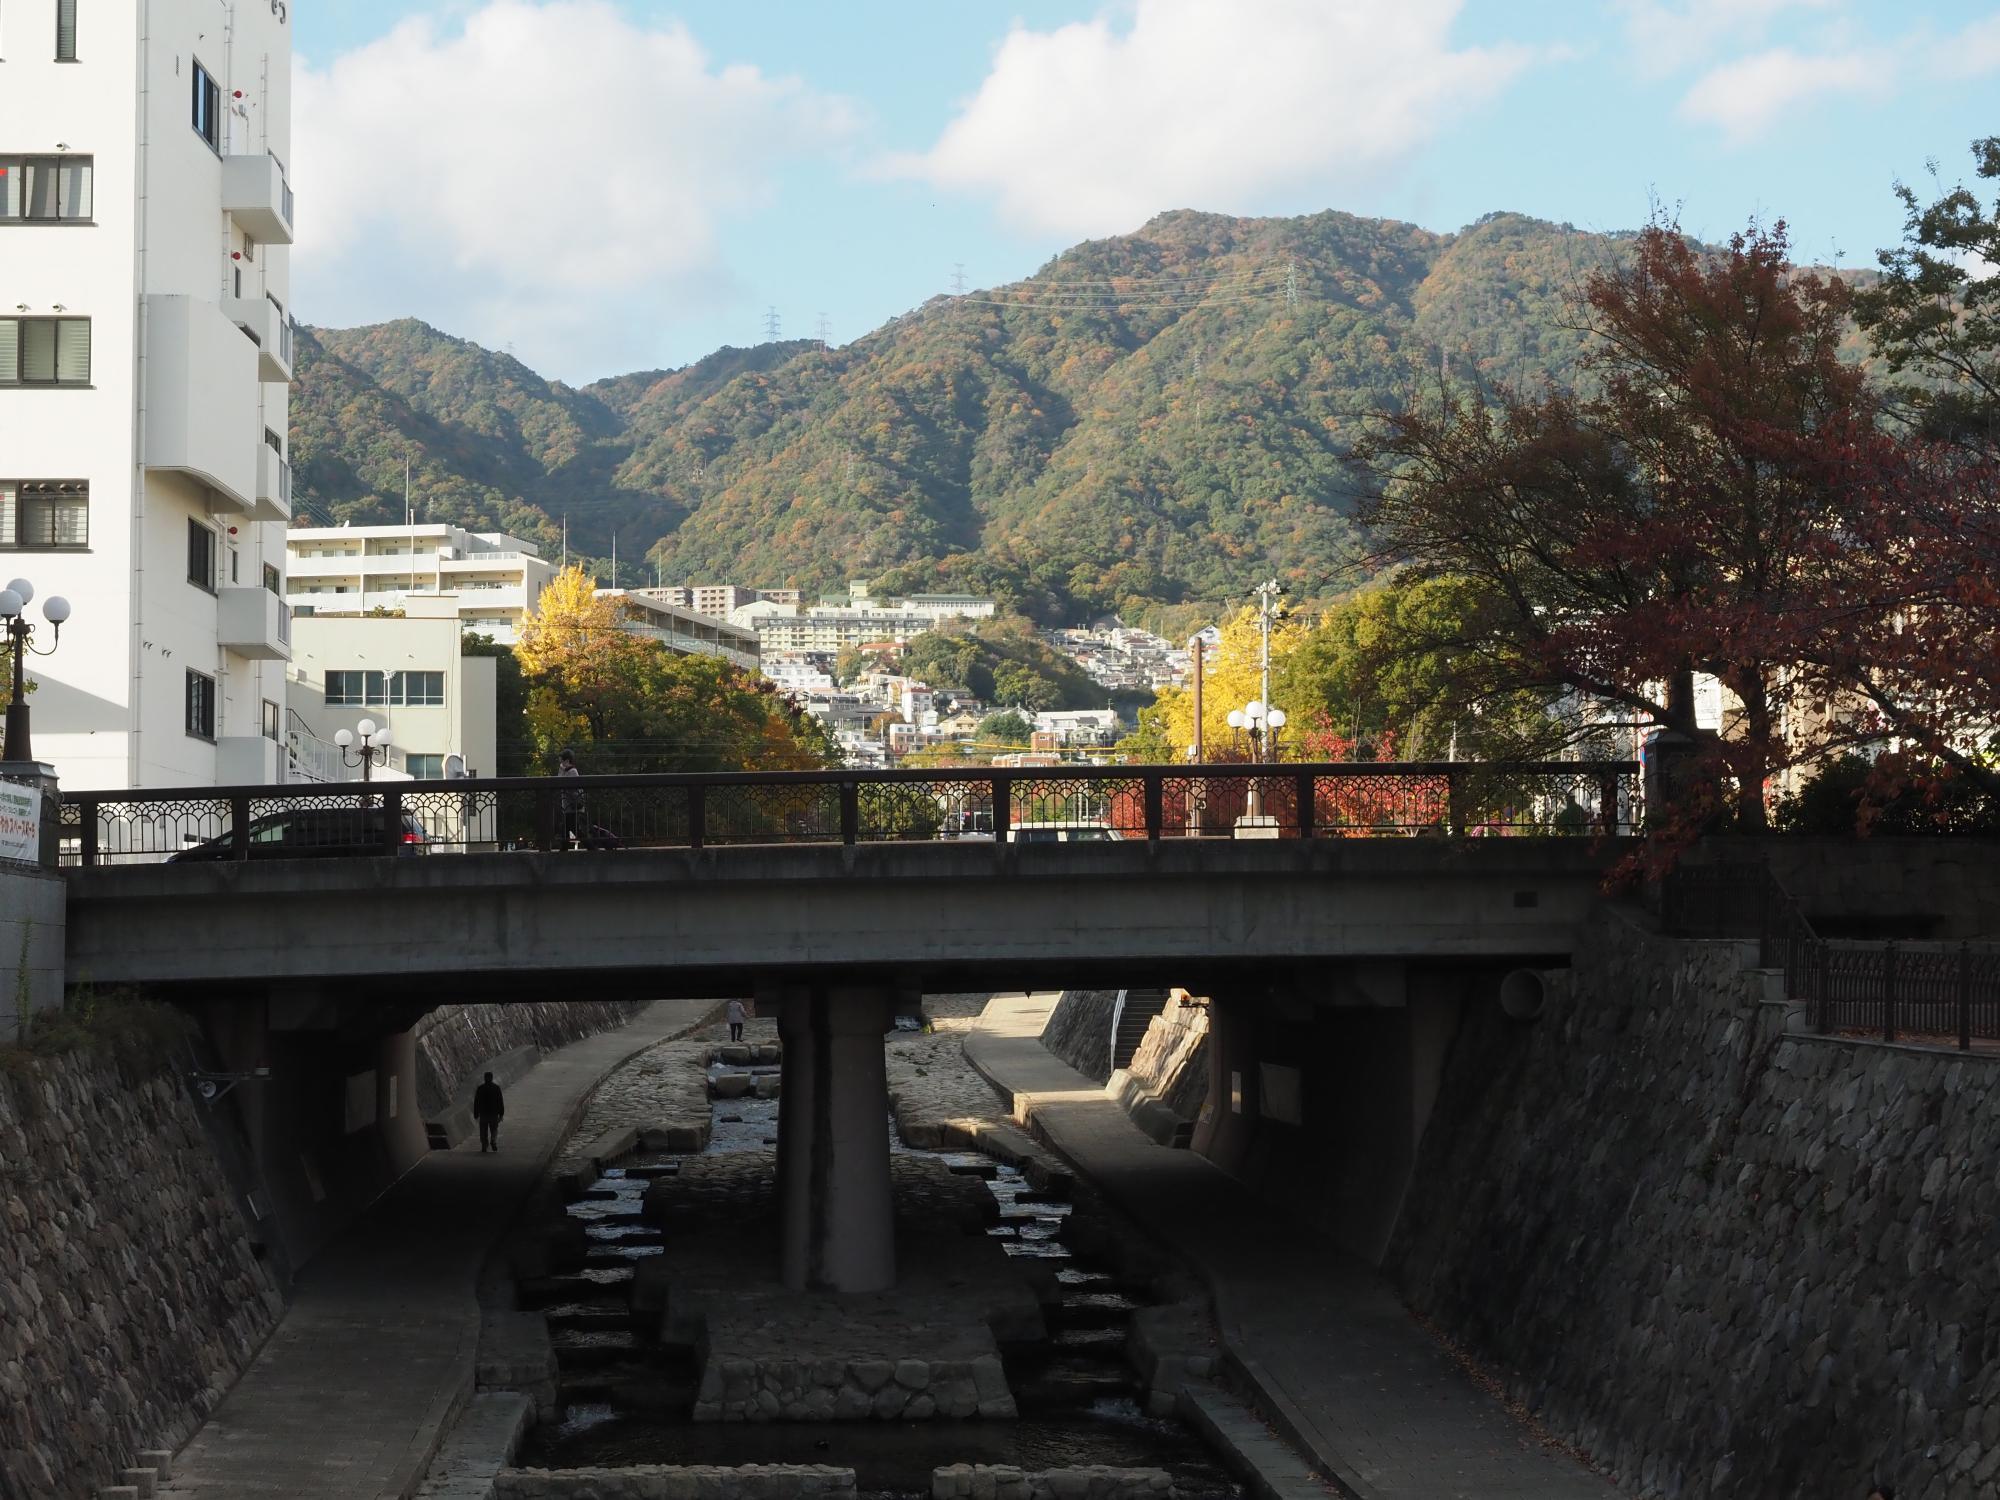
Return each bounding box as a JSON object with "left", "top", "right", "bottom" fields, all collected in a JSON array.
[{"left": 289, "top": 209, "right": 1617, "bottom": 623}]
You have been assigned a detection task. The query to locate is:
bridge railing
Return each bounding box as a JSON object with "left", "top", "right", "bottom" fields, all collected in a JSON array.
[
  {"left": 57, "top": 760, "right": 1640, "bottom": 866},
  {"left": 1663, "top": 860, "right": 2000, "bottom": 1050}
]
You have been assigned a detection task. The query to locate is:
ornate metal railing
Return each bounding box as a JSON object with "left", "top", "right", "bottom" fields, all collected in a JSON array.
[
  {"left": 57, "top": 760, "right": 1638, "bottom": 867},
  {"left": 1663, "top": 861, "right": 2000, "bottom": 1050}
]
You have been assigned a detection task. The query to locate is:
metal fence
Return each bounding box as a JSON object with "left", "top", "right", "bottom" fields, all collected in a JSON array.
[
  {"left": 57, "top": 759, "right": 1639, "bottom": 866},
  {"left": 1663, "top": 861, "right": 2000, "bottom": 1050}
]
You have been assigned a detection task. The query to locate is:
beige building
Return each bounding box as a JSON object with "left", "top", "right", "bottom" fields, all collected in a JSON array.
[{"left": 286, "top": 613, "right": 496, "bottom": 782}]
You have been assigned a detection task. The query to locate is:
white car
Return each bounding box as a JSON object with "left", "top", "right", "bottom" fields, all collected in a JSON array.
[{"left": 1007, "top": 820, "right": 1126, "bottom": 844}]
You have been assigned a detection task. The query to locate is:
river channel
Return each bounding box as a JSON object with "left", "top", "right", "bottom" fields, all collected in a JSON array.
[{"left": 513, "top": 1030, "right": 1241, "bottom": 1498}]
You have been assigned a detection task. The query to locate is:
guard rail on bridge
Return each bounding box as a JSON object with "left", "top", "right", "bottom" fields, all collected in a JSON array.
[{"left": 58, "top": 760, "right": 1639, "bottom": 866}]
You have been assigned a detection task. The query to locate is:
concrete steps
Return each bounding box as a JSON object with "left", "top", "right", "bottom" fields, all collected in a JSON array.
[{"left": 1113, "top": 988, "right": 1171, "bottom": 1070}]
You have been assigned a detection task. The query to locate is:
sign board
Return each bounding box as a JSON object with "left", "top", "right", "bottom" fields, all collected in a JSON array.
[{"left": 0, "top": 780, "right": 42, "bottom": 864}]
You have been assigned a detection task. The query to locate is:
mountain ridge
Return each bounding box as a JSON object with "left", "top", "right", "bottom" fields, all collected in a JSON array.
[{"left": 289, "top": 207, "right": 1627, "bottom": 623}]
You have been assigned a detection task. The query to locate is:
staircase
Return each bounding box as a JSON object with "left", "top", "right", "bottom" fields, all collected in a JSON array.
[{"left": 1112, "top": 988, "right": 1171, "bottom": 1071}]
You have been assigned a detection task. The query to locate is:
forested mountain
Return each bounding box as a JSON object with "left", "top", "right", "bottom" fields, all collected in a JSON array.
[{"left": 290, "top": 209, "right": 1628, "bottom": 624}]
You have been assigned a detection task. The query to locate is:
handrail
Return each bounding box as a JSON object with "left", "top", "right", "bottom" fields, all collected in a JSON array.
[
  {"left": 56, "top": 760, "right": 1639, "bottom": 867},
  {"left": 1663, "top": 860, "right": 1999, "bottom": 1051}
]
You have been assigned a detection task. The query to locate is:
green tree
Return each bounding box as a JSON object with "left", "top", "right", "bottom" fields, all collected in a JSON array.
[
  {"left": 1854, "top": 136, "right": 2000, "bottom": 459},
  {"left": 979, "top": 710, "right": 1033, "bottom": 745}
]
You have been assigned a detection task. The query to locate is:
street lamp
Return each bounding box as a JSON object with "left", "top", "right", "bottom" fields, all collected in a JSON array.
[
  {"left": 0, "top": 576, "right": 73, "bottom": 765},
  {"left": 334, "top": 718, "right": 392, "bottom": 780},
  {"left": 1226, "top": 699, "right": 1288, "bottom": 762}
]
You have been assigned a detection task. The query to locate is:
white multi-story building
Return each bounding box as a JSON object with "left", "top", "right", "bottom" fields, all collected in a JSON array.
[
  {"left": 2, "top": 0, "right": 297, "bottom": 790},
  {"left": 286, "top": 522, "right": 552, "bottom": 644},
  {"left": 287, "top": 613, "right": 498, "bottom": 783}
]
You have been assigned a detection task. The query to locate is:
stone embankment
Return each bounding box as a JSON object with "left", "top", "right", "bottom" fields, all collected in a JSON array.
[
  {"left": 1041, "top": 991, "right": 1118, "bottom": 1082},
  {"left": 417, "top": 1001, "right": 649, "bottom": 1124},
  {"left": 0, "top": 1052, "right": 282, "bottom": 1500},
  {"left": 1394, "top": 907, "right": 2000, "bottom": 1500},
  {"left": 1108, "top": 993, "right": 1209, "bottom": 1147}
]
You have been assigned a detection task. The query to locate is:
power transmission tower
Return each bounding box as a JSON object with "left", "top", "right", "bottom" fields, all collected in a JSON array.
[
  {"left": 764, "top": 306, "right": 782, "bottom": 339},
  {"left": 813, "top": 313, "right": 831, "bottom": 349},
  {"left": 1283, "top": 261, "right": 1299, "bottom": 311},
  {"left": 951, "top": 263, "right": 967, "bottom": 296}
]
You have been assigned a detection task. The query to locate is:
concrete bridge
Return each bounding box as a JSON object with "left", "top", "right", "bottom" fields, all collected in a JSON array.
[{"left": 55, "top": 762, "right": 1637, "bottom": 1294}]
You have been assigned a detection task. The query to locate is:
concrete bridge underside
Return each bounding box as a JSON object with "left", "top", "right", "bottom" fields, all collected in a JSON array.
[{"left": 67, "top": 839, "right": 1623, "bottom": 1292}]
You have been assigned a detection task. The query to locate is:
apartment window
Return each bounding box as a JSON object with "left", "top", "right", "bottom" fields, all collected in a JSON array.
[
  {"left": 0, "top": 317, "right": 90, "bottom": 385},
  {"left": 263, "top": 562, "right": 280, "bottom": 595},
  {"left": 55, "top": 0, "right": 76, "bottom": 61},
  {"left": 186, "top": 517, "right": 215, "bottom": 591},
  {"left": 232, "top": 264, "right": 242, "bottom": 298},
  {"left": 405, "top": 753, "right": 444, "bottom": 780},
  {"left": 185, "top": 669, "right": 216, "bottom": 741},
  {"left": 0, "top": 156, "right": 93, "bottom": 221},
  {"left": 324, "top": 669, "right": 444, "bottom": 708},
  {"left": 192, "top": 60, "right": 220, "bottom": 150},
  {"left": 264, "top": 427, "right": 283, "bottom": 454},
  {"left": 261, "top": 698, "right": 280, "bottom": 742},
  {"left": 396, "top": 671, "right": 444, "bottom": 707},
  {"left": 0, "top": 480, "right": 88, "bottom": 549}
]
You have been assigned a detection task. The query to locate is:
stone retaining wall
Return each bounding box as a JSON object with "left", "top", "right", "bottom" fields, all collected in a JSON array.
[
  {"left": 494, "top": 1465, "right": 856, "bottom": 1500},
  {"left": 414, "top": 1000, "right": 649, "bottom": 1117},
  {"left": 1041, "top": 991, "right": 1117, "bottom": 1083},
  {"left": 1392, "top": 908, "right": 2000, "bottom": 1500},
  {"left": 1118, "top": 992, "right": 1209, "bottom": 1124},
  {"left": 0, "top": 1052, "right": 283, "bottom": 1500}
]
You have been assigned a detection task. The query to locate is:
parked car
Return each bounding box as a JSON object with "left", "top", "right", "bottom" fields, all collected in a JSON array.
[
  {"left": 1007, "top": 820, "right": 1125, "bottom": 844},
  {"left": 168, "top": 807, "right": 429, "bottom": 861}
]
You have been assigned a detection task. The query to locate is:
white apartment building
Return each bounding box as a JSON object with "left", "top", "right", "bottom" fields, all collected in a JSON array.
[
  {"left": 754, "top": 594, "right": 998, "bottom": 657},
  {"left": 602, "top": 588, "right": 759, "bottom": 673},
  {"left": 286, "top": 522, "right": 552, "bottom": 644},
  {"left": 3, "top": 0, "right": 297, "bottom": 789},
  {"left": 287, "top": 614, "right": 497, "bottom": 783}
]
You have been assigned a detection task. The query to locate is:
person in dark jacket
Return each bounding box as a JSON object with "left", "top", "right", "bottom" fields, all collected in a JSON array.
[{"left": 473, "top": 1072, "right": 505, "bottom": 1152}]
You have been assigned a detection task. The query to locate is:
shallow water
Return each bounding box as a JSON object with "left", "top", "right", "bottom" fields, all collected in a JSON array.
[{"left": 516, "top": 1040, "right": 1239, "bottom": 1498}]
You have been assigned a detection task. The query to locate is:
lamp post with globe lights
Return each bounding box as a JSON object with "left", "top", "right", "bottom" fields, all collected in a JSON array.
[
  {"left": 1225, "top": 699, "right": 1288, "bottom": 762},
  {"left": 0, "top": 576, "right": 73, "bottom": 766},
  {"left": 334, "top": 718, "right": 392, "bottom": 781}
]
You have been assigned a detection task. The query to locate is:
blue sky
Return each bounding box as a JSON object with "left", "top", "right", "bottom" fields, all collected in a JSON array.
[{"left": 292, "top": 1, "right": 2000, "bottom": 385}]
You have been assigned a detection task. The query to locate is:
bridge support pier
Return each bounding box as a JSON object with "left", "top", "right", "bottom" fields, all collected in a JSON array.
[{"left": 775, "top": 985, "right": 897, "bottom": 1293}]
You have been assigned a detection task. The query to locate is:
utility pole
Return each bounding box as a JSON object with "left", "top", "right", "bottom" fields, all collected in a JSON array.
[
  {"left": 1253, "top": 578, "right": 1282, "bottom": 760},
  {"left": 404, "top": 451, "right": 412, "bottom": 528},
  {"left": 561, "top": 514, "right": 568, "bottom": 570},
  {"left": 611, "top": 534, "right": 617, "bottom": 590},
  {"left": 1190, "top": 636, "right": 1204, "bottom": 762}
]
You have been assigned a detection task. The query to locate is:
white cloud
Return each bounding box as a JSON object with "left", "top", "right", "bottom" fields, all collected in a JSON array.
[
  {"left": 1936, "top": 13, "right": 2000, "bottom": 77},
  {"left": 1677, "top": 46, "right": 1879, "bottom": 143},
  {"left": 1617, "top": 0, "right": 1839, "bottom": 77},
  {"left": 889, "top": 0, "right": 1540, "bottom": 240},
  {"left": 293, "top": 1, "right": 855, "bottom": 377}
]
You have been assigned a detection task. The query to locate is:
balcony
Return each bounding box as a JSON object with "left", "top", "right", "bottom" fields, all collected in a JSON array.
[
  {"left": 221, "top": 296, "right": 294, "bottom": 383},
  {"left": 217, "top": 586, "right": 292, "bottom": 661},
  {"left": 221, "top": 151, "right": 295, "bottom": 244},
  {"left": 254, "top": 444, "right": 292, "bottom": 523},
  {"left": 143, "top": 296, "right": 258, "bottom": 512}
]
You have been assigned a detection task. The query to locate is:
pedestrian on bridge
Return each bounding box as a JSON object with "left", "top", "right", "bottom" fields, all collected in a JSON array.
[
  {"left": 473, "top": 1072, "right": 505, "bottom": 1152},
  {"left": 727, "top": 999, "right": 748, "bottom": 1043},
  {"left": 558, "top": 748, "right": 585, "bottom": 849}
]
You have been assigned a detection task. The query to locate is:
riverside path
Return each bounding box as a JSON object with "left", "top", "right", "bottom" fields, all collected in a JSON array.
[
  {"left": 161, "top": 1000, "right": 716, "bottom": 1500},
  {"left": 963, "top": 993, "right": 1620, "bottom": 1500}
]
